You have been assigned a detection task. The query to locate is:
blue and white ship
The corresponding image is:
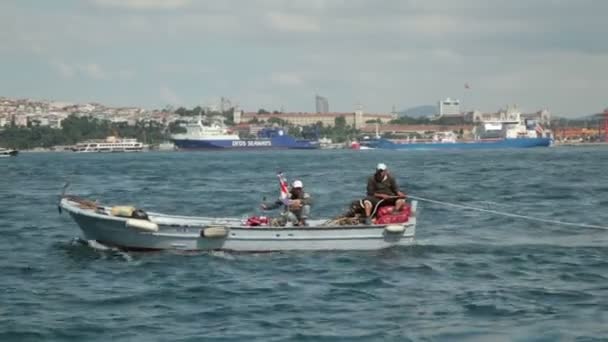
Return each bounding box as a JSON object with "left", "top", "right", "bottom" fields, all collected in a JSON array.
[
  {"left": 171, "top": 120, "right": 319, "bottom": 150},
  {"left": 359, "top": 113, "right": 552, "bottom": 150}
]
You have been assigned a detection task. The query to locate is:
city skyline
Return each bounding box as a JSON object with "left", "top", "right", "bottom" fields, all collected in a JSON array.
[{"left": 1, "top": 1, "right": 607, "bottom": 117}]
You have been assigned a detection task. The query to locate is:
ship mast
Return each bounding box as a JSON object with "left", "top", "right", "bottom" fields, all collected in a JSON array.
[{"left": 604, "top": 108, "right": 608, "bottom": 142}]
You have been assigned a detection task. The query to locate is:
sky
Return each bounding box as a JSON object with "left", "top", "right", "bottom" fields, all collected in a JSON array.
[{"left": 1, "top": 0, "right": 607, "bottom": 117}]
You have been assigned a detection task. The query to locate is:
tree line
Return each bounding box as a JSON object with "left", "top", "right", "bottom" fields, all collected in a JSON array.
[{"left": 0, "top": 115, "right": 183, "bottom": 150}]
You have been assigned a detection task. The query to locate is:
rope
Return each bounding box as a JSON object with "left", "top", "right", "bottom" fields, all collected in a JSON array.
[
  {"left": 369, "top": 198, "right": 387, "bottom": 218},
  {"left": 408, "top": 195, "right": 608, "bottom": 231}
]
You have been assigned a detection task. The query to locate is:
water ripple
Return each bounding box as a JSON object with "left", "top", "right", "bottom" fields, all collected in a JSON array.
[{"left": 2, "top": 148, "right": 608, "bottom": 340}]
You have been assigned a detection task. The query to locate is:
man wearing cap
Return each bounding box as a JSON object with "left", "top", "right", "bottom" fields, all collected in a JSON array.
[
  {"left": 363, "top": 163, "right": 406, "bottom": 224},
  {"left": 262, "top": 180, "right": 312, "bottom": 226}
]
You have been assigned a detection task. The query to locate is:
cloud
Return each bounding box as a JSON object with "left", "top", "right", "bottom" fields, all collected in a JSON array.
[
  {"left": 266, "top": 12, "right": 321, "bottom": 32},
  {"left": 159, "top": 86, "right": 181, "bottom": 105},
  {"left": 52, "top": 62, "right": 76, "bottom": 78},
  {"left": 79, "top": 63, "right": 107, "bottom": 80},
  {"left": 157, "top": 64, "right": 212, "bottom": 75},
  {"left": 116, "top": 69, "right": 135, "bottom": 81},
  {"left": 270, "top": 72, "right": 305, "bottom": 86},
  {"left": 91, "top": 0, "right": 192, "bottom": 10},
  {"left": 51, "top": 61, "right": 133, "bottom": 81},
  {"left": 4, "top": 0, "right": 608, "bottom": 115}
]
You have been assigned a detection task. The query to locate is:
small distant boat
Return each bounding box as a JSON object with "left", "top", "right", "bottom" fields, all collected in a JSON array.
[
  {"left": 350, "top": 141, "right": 375, "bottom": 150},
  {"left": 71, "top": 136, "right": 147, "bottom": 153},
  {"left": 59, "top": 195, "right": 417, "bottom": 252},
  {"left": 156, "top": 141, "right": 176, "bottom": 151},
  {"left": 0, "top": 148, "right": 18, "bottom": 157}
]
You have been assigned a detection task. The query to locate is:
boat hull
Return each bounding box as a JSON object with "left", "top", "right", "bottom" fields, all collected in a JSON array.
[
  {"left": 0, "top": 149, "right": 18, "bottom": 157},
  {"left": 60, "top": 198, "right": 416, "bottom": 251},
  {"left": 171, "top": 137, "right": 319, "bottom": 150},
  {"left": 367, "top": 137, "right": 552, "bottom": 150}
]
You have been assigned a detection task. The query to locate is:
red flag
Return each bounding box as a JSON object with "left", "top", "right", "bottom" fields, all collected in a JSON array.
[{"left": 277, "top": 173, "right": 290, "bottom": 205}]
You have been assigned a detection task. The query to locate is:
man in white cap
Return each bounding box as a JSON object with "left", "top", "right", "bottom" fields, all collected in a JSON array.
[
  {"left": 262, "top": 179, "right": 312, "bottom": 226},
  {"left": 362, "top": 163, "right": 406, "bottom": 224}
]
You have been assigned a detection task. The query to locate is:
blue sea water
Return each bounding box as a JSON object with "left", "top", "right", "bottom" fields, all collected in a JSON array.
[{"left": 1, "top": 147, "right": 608, "bottom": 341}]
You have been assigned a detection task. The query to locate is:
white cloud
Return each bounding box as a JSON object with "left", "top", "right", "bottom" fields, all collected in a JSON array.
[
  {"left": 4, "top": 0, "right": 608, "bottom": 115},
  {"left": 91, "top": 0, "right": 192, "bottom": 10},
  {"left": 79, "top": 63, "right": 107, "bottom": 80},
  {"left": 50, "top": 61, "right": 133, "bottom": 81},
  {"left": 52, "top": 62, "right": 76, "bottom": 78},
  {"left": 409, "top": 14, "right": 531, "bottom": 38},
  {"left": 270, "top": 72, "right": 304, "bottom": 86},
  {"left": 157, "top": 63, "right": 213, "bottom": 75},
  {"left": 266, "top": 12, "right": 321, "bottom": 32},
  {"left": 159, "top": 86, "right": 181, "bottom": 105},
  {"left": 117, "top": 69, "right": 135, "bottom": 81}
]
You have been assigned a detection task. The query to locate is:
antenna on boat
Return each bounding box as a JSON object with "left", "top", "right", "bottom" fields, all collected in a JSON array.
[
  {"left": 58, "top": 182, "right": 70, "bottom": 214},
  {"left": 61, "top": 182, "right": 70, "bottom": 197}
]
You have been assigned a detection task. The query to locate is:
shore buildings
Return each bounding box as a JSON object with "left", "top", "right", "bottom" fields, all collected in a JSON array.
[
  {"left": 438, "top": 98, "right": 461, "bottom": 116},
  {"left": 237, "top": 108, "right": 395, "bottom": 130}
]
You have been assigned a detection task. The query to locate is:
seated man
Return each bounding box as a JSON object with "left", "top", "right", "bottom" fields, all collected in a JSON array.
[
  {"left": 363, "top": 163, "right": 406, "bottom": 224},
  {"left": 261, "top": 180, "right": 312, "bottom": 226}
]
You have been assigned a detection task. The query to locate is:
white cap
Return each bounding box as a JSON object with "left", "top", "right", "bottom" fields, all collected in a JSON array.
[
  {"left": 376, "top": 163, "right": 387, "bottom": 171},
  {"left": 292, "top": 180, "right": 303, "bottom": 188}
]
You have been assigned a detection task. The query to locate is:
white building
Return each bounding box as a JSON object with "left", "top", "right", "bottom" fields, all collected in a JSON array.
[
  {"left": 438, "top": 98, "right": 461, "bottom": 116},
  {"left": 110, "top": 116, "right": 129, "bottom": 124},
  {"left": 46, "top": 114, "right": 64, "bottom": 128},
  {"left": 50, "top": 101, "right": 74, "bottom": 110},
  {"left": 14, "top": 114, "right": 28, "bottom": 127},
  {"left": 471, "top": 105, "right": 551, "bottom": 126},
  {"left": 233, "top": 109, "right": 243, "bottom": 124},
  {"left": 77, "top": 103, "right": 96, "bottom": 113}
]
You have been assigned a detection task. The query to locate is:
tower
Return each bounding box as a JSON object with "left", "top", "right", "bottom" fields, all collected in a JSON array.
[
  {"left": 315, "top": 94, "right": 329, "bottom": 113},
  {"left": 232, "top": 104, "right": 242, "bottom": 124},
  {"left": 354, "top": 103, "right": 364, "bottom": 129}
]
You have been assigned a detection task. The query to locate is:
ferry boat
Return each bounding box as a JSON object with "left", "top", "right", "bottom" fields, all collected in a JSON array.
[
  {"left": 360, "top": 115, "right": 552, "bottom": 150},
  {"left": 171, "top": 120, "right": 319, "bottom": 150},
  {"left": 72, "top": 136, "right": 147, "bottom": 153},
  {"left": 0, "top": 148, "right": 18, "bottom": 157}
]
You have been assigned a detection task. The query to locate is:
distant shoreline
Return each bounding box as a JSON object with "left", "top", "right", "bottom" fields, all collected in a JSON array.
[
  {"left": 553, "top": 142, "right": 608, "bottom": 147},
  {"left": 11, "top": 141, "right": 608, "bottom": 153}
]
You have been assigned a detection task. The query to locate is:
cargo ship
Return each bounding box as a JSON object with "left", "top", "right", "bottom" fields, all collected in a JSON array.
[
  {"left": 356, "top": 115, "right": 552, "bottom": 150},
  {"left": 171, "top": 120, "right": 319, "bottom": 150}
]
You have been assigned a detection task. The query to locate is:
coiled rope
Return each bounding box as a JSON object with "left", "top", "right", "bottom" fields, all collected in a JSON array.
[{"left": 408, "top": 195, "right": 608, "bottom": 231}]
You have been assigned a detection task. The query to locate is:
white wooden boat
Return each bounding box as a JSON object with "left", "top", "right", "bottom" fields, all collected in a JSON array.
[
  {"left": 58, "top": 196, "right": 417, "bottom": 252},
  {"left": 0, "top": 148, "right": 18, "bottom": 157}
]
